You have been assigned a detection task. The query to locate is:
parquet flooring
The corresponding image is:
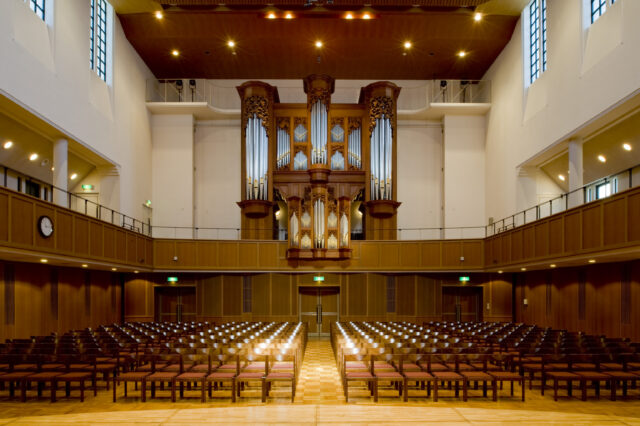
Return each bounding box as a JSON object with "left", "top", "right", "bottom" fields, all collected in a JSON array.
[{"left": 0, "top": 338, "right": 639, "bottom": 424}]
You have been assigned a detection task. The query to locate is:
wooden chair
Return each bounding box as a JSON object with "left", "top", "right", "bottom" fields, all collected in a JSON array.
[
  {"left": 236, "top": 352, "right": 267, "bottom": 400},
  {"left": 145, "top": 354, "right": 181, "bottom": 402},
  {"left": 176, "top": 353, "right": 209, "bottom": 402},
  {"left": 51, "top": 372, "right": 94, "bottom": 402},
  {"left": 459, "top": 354, "right": 494, "bottom": 400},
  {"left": 400, "top": 354, "right": 437, "bottom": 402},
  {"left": 206, "top": 354, "right": 237, "bottom": 402},
  {"left": 343, "top": 353, "right": 377, "bottom": 403},
  {"left": 262, "top": 352, "right": 296, "bottom": 403},
  {"left": 430, "top": 354, "right": 466, "bottom": 401},
  {"left": 372, "top": 353, "right": 403, "bottom": 400}
]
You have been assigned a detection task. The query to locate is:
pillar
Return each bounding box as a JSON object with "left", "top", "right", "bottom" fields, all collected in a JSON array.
[{"left": 53, "top": 138, "right": 68, "bottom": 207}]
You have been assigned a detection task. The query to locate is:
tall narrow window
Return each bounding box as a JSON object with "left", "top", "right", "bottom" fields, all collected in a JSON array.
[
  {"left": 90, "top": 0, "right": 108, "bottom": 82},
  {"left": 527, "top": 0, "right": 547, "bottom": 85},
  {"left": 29, "top": 0, "right": 45, "bottom": 21},
  {"left": 591, "top": 0, "right": 616, "bottom": 23}
]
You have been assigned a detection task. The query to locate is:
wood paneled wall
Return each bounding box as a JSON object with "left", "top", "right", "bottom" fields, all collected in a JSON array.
[
  {"left": 124, "top": 272, "right": 512, "bottom": 325},
  {"left": 486, "top": 186, "right": 640, "bottom": 268},
  {"left": 514, "top": 260, "right": 640, "bottom": 341},
  {"left": 0, "top": 187, "right": 153, "bottom": 269},
  {"left": 0, "top": 261, "right": 121, "bottom": 341},
  {"left": 153, "top": 239, "right": 484, "bottom": 271}
]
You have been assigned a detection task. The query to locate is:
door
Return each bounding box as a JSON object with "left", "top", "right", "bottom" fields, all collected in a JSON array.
[
  {"left": 154, "top": 286, "right": 197, "bottom": 322},
  {"left": 442, "top": 286, "right": 482, "bottom": 322},
  {"left": 299, "top": 287, "right": 339, "bottom": 337}
]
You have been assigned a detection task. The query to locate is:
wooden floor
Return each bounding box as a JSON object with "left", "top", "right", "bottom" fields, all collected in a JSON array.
[{"left": 0, "top": 339, "right": 639, "bottom": 425}]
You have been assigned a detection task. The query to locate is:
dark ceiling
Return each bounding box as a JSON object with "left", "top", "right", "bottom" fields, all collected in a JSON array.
[{"left": 117, "top": 0, "right": 518, "bottom": 80}]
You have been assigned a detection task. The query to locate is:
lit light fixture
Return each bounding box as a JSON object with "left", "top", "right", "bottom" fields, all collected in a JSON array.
[
  {"left": 558, "top": 174, "right": 565, "bottom": 181},
  {"left": 134, "top": 270, "right": 139, "bottom": 274},
  {"left": 284, "top": 12, "right": 293, "bottom": 19},
  {"left": 111, "top": 267, "right": 117, "bottom": 271},
  {"left": 362, "top": 12, "right": 371, "bottom": 19},
  {"left": 51, "top": 167, "right": 55, "bottom": 171},
  {"left": 588, "top": 259, "right": 596, "bottom": 263},
  {"left": 82, "top": 264, "right": 88, "bottom": 268},
  {"left": 227, "top": 40, "right": 235, "bottom": 48},
  {"left": 267, "top": 12, "right": 276, "bottom": 19},
  {"left": 550, "top": 264, "right": 556, "bottom": 268},
  {"left": 29, "top": 153, "right": 38, "bottom": 161},
  {"left": 145, "top": 200, "right": 152, "bottom": 207},
  {"left": 315, "top": 40, "right": 323, "bottom": 48},
  {"left": 3, "top": 141, "right": 13, "bottom": 149},
  {"left": 345, "top": 12, "right": 354, "bottom": 19},
  {"left": 155, "top": 11, "right": 163, "bottom": 19},
  {"left": 40, "top": 258, "right": 48, "bottom": 263},
  {"left": 171, "top": 49, "right": 179, "bottom": 57},
  {"left": 458, "top": 51, "right": 467, "bottom": 57},
  {"left": 403, "top": 41, "right": 412, "bottom": 49},
  {"left": 623, "top": 143, "right": 632, "bottom": 151},
  {"left": 81, "top": 184, "right": 93, "bottom": 190},
  {"left": 498, "top": 270, "right": 503, "bottom": 274},
  {"left": 70, "top": 173, "right": 78, "bottom": 180},
  {"left": 598, "top": 154, "right": 606, "bottom": 163},
  {"left": 474, "top": 12, "right": 482, "bottom": 21},
  {"left": 521, "top": 267, "right": 527, "bottom": 271}
]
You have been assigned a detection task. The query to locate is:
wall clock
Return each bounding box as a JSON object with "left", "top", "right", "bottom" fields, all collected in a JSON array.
[{"left": 38, "top": 215, "right": 54, "bottom": 238}]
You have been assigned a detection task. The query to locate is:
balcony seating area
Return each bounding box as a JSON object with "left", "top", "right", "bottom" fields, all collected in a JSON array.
[
  {"left": 331, "top": 321, "right": 640, "bottom": 403},
  {"left": 0, "top": 321, "right": 306, "bottom": 404}
]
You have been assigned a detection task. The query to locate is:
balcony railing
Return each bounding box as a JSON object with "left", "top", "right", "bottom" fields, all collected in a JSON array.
[{"left": 429, "top": 80, "right": 491, "bottom": 104}]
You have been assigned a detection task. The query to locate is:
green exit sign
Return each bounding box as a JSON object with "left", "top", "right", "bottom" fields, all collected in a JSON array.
[
  {"left": 459, "top": 276, "right": 470, "bottom": 283},
  {"left": 167, "top": 276, "right": 178, "bottom": 283},
  {"left": 313, "top": 276, "right": 324, "bottom": 282},
  {"left": 81, "top": 184, "right": 93, "bottom": 190}
]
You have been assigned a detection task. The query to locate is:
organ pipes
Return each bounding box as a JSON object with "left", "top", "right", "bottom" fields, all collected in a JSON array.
[
  {"left": 314, "top": 198, "right": 325, "bottom": 248},
  {"left": 277, "top": 126, "right": 290, "bottom": 169},
  {"left": 370, "top": 115, "right": 392, "bottom": 200},
  {"left": 311, "top": 100, "right": 328, "bottom": 164},
  {"left": 245, "top": 114, "right": 269, "bottom": 200},
  {"left": 348, "top": 126, "right": 361, "bottom": 169}
]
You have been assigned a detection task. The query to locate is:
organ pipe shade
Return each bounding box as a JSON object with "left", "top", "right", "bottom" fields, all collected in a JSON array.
[
  {"left": 310, "top": 100, "right": 328, "bottom": 164},
  {"left": 340, "top": 212, "right": 349, "bottom": 247},
  {"left": 290, "top": 212, "right": 299, "bottom": 247},
  {"left": 277, "top": 127, "right": 291, "bottom": 169},
  {"left": 348, "top": 127, "right": 361, "bottom": 169},
  {"left": 245, "top": 114, "right": 269, "bottom": 200},
  {"left": 370, "top": 115, "right": 392, "bottom": 200},
  {"left": 314, "top": 198, "right": 325, "bottom": 248}
]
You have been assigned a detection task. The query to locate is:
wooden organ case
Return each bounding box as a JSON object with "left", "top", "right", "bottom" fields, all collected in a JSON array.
[{"left": 237, "top": 75, "right": 401, "bottom": 259}]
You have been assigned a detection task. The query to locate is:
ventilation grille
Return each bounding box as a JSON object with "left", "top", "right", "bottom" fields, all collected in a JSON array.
[
  {"left": 242, "top": 276, "right": 252, "bottom": 313},
  {"left": 578, "top": 270, "right": 586, "bottom": 321},
  {"left": 50, "top": 269, "right": 58, "bottom": 321},
  {"left": 4, "top": 264, "right": 15, "bottom": 325},
  {"left": 386, "top": 276, "right": 396, "bottom": 313}
]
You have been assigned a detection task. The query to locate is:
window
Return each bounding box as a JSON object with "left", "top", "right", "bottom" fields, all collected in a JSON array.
[
  {"left": 90, "top": 0, "right": 109, "bottom": 82},
  {"left": 527, "top": 0, "right": 547, "bottom": 85},
  {"left": 28, "top": 0, "right": 45, "bottom": 21},
  {"left": 591, "top": 0, "right": 616, "bottom": 23}
]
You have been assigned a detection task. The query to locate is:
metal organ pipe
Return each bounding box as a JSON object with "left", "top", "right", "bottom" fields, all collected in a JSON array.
[
  {"left": 245, "top": 114, "right": 269, "bottom": 200},
  {"left": 369, "top": 116, "right": 392, "bottom": 200},
  {"left": 311, "top": 100, "right": 327, "bottom": 164}
]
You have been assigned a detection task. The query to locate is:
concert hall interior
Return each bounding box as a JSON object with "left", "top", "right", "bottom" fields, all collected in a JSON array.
[{"left": 1, "top": 0, "right": 640, "bottom": 424}]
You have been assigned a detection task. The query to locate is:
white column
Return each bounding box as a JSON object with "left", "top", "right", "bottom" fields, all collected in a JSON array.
[
  {"left": 568, "top": 137, "right": 584, "bottom": 208},
  {"left": 53, "top": 138, "right": 68, "bottom": 207}
]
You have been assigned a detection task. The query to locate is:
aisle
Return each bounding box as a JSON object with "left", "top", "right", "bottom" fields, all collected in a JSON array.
[{"left": 294, "top": 338, "right": 346, "bottom": 404}]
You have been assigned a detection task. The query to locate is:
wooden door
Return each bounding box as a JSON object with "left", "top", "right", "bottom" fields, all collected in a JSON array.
[
  {"left": 299, "top": 286, "right": 340, "bottom": 336},
  {"left": 155, "top": 286, "right": 197, "bottom": 323},
  {"left": 442, "top": 286, "right": 482, "bottom": 322}
]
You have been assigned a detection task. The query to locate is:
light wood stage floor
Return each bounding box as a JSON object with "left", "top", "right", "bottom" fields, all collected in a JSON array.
[{"left": 0, "top": 339, "right": 639, "bottom": 425}]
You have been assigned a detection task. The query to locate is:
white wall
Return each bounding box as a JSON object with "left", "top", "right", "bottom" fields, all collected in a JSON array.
[
  {"left": 0, "top": 0, "right": 154, "bottom": 221},
  {"left": 443, "top": 115, "right": 486, "bottom": 237},
  {"left": 484, "top": 0, "right": 640, "bottom": 222},
  {"left": 151, "top": 114, "right": 194, "bottom": 235}
]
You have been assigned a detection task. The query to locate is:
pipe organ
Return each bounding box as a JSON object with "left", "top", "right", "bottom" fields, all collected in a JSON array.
[{"left": 237, "top": 75, "right": 400, "bottom": 254}]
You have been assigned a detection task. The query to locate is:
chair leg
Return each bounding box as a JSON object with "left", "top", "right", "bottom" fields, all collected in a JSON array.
[
  {"left": 201, "top": 378, "right": 205, "bottom": 403},
  {"left": 113, "top": 378, "right": 117, "bottom": 402},
  {"left": 51, "top": 379, "right": 57, "bottom": 403},
  {"left": 403, "top": 378, "right": 408, "bottom": 402},
  {"left": 80, "top": 380, "right": 85, "bottom": 403}
]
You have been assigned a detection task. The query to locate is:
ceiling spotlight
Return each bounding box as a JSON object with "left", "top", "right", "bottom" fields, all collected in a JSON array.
[
  {"left": 558, "top": 174, "right": 565, "bottom": 181},
  {"left": 362, "top": 13, "right": 371, "bottom": 19},
  {"left": 345, "top": 12, "right": 354, "bottom": 19},
  {"left": 3, "top": 141, "right": 13, "bottom": 149},
  {"left": 70, "top": 173, "right": 78, "bottom": 180},
  {"left": 171, "top": 49, "right": 179, "bottom": 57},
  {"left": 474, "top": 12, "right": 482, "bottom": 21},
  {"left": 623, "top": 143, "right": 632, "bottom": 151},
  {"left": 521, "top": 267, "right": 527, "bottom": 271},
  {"left": 227, "top": 40, "right": 235, "bottom": 48},
  {"left": 267, "top": 12, "right": 276, "bottom": 19},
  {"left": 588, "top": 259, "right": 596, "bottom": 263},
  {"left": 598, "top": 154, "right": 606, "bottom": 163},
  {"left": 497, "top": 270, "right": 503, "bottom": 274},
  {"left": 134, "top": 270, "right": 139, "bottom": 274},
  {"left": 29, "top": 153, "right": 38, "bottom": 161},
  {"left": 111, "top": 267, "right": 117, "bottom": 271},
  {"left": 403, "top": 41, "right": 412, "bottom": 49},
  {"left": 284, "top": 12, "right": 293, "bottom": 19},
  {"left": 458, "top": 51, "right": 467, "bottom": 57},
  {"left": 315, "top": 40, "right": 323, "bottom": 48},
  {"left": 155, "top": 11, "right": 163, "bottom": 19},
  {"left": 40, "top": 258, "right": 48, "bottom": 263},
  {"left": 82, "top": 264, "right": 88, "bottom": 268},
  {"left": 550, "top": 264, "right": 556, "bottom": 268}
]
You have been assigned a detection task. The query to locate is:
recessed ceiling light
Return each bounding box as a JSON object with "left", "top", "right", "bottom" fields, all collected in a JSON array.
[
  {"left": 521, "top": 267, "right": 527, "bottom": 271},
  {"left": 362, "top": 13, "right": 371, "bottom": 19},
  {"left": 458, "top": 51, "right": 467, "bottom": 57},
  {"left": 284, "top": 12, "right": 293, "bottom": 19},
  {"left": 155, "top": 11, "right": 163, "bottom": 19},
  {"left": 403, "top": 41, "right": 412, "bottom": 49},
  {"left": 474, "top": 12, "right": 482, "bottom": 21},
  {"left": 3, "top": 141, "right": 13, "bottom": 149},
  {"left": 51, "top": 167, "right": 55, "bottom": 171},
  {"left": 40, "top": 258, "right": 48, "bottom": 263},
  {"left": 227, "top": 40, "right": 235, "bottom": 48},
  {"left": 267, "top": 12, "right": 276, "bottom": 19},
  {"left": 70, "top": 173, "right": 78, "bottom": 180},
  {"left": 171, "top": 49, "right": 179, "bottom": 57},
  {"left": 588, "top": 259, "right": 596, "bottom": 263},
  {"left": 345, "top": 12, "right": 354, "bottom": 19},
  {"left": 550, "top": 264, "right": 556, "bottom": 268},
  {"left": 497, "top": 270, "right": 503, "bottom": 274},
  {"left": 315, "top": 40, "right": 323, "bottom": 48},
  {"left": 29, "top": 153, "right": 38, "bottom": 161},
  {"left": 111, "top": 267, "right": 117, "bottom": 271},
  {"left": 82, "top": 264, "right": 88, "bottom": 268},
  {"left": 558, "top": 174, "right": 565, "bottom": 181},
  {"left": 598, "top": 155, "right": 606, "bottom": 163},
  {"left": 623, "top": 143, "right": 632, "bottom": 151}
]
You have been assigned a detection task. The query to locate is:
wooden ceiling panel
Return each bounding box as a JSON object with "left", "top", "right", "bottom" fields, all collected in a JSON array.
[{"left": 118, "top": 11, "right": 517, "bottom": 80}]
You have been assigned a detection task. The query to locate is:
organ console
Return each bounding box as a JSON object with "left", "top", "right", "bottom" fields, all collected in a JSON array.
[{"left": 237, "top": 75, "right": 400, "bottom": 257}]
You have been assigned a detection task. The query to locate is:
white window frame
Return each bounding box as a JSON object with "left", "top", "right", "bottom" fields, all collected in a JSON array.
[
  {"left": 590, "top": 0, "right": 616, "bottom": 24},
  {"left": 523, "top": 0, "right": 547, "bottom": 87},
  {"left": 90, "top": 0, "right": 113, "bottom": 84}
]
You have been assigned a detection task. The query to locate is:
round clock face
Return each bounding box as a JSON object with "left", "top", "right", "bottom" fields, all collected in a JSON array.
[{"left": 38, "top": 215, "right": 54, "bottom": 238}]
